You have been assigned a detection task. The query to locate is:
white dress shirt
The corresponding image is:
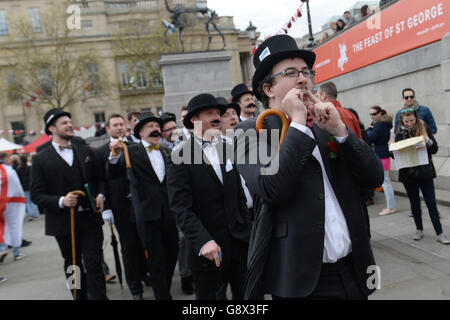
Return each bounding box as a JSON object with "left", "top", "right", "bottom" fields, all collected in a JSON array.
[
  {"left": 141, "top": 140, "right": 165, "bottom": 183},
  {"left": 195, "top": 136, "right": 223, "bottom": 184},
  {"left": 53, "top": 141, "right": 94, "bottom": 210},
  {"left": 52, "top": 141, "right": 73, "bottom": 167},
  {"left": 290, "top": 122, "right": 352, "bottom": 263},
  {"left": 240, "top": 115, "right": 251, "bottom": 122}
]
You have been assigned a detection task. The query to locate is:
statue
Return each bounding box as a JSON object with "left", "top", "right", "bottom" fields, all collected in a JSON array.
[{"left": 162, "top": 0, "right": 226, "bottom": 53}]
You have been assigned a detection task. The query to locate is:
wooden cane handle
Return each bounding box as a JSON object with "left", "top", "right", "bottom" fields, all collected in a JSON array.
[
  {"left": 111, "top": 143, "right": 131, "bottom": 168},
  {"left": 71, "top": 190, "right": 86, "bottom": 197},
  {"left": 256, "top": 109, "right": 290, "bottom": 152},
  {"left": 121, "top": 143, "right": 131, "bottom": 169}
]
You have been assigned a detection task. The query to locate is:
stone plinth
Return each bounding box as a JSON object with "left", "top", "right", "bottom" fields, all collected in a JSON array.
[{"left": 160, "top": 50, "right": 233, "bottom": 120}]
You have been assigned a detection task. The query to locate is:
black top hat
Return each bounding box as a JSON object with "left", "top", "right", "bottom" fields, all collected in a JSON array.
[
  {"left": 44, "top": 108, "right": 71, "bottom": 135},
  {"left": 133, "top": 112, "right": 163, "bottom": 139},
  {"left": 252, "top": 34, "right": 316, "bottom": 100},
  {"left": 160, "top": 112, "right": 177, "bottom": 127},
  {"left": 183, "top": 93, "right": 225, "bottom": 129},
  {"left": 216, "top": 97, "right": 241, "bottom": 118},
  {"left": 231, "top": 83, "right": 253, "bottom": 103}
]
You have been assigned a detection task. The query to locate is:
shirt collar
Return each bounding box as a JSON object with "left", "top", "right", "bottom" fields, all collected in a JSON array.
[{"left": 52, "top": 140, "right": 72, "bottom": 150}]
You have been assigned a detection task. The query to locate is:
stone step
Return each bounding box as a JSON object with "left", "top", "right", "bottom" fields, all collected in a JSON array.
[{"left": 391, "top": 181, "right": 450, "bottom": 207}]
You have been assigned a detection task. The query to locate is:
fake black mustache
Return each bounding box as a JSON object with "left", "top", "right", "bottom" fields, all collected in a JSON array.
[
  {"left": 148, "top": 130, "right": 161, "bottom": 137},
  {"left": 244, "top": 103, "right": 257, "bottom": 109},
  {"left": 211, "top": 120, "right": 221, "bottom": 124}
]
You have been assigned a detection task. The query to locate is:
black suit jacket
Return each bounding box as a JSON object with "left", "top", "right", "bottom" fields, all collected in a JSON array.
[
  {"left": 31, "top": 142, "right": 105, "bottom": 236},
  {"left": 108, "top": 143, "right": 174, "bottom": 223},
  {"left": 167, "top": 137, "right": 251, "bottom": 272},
  {"left": 94, "top": 141, "right": 134, "bottom": 221},
  {"left": 234, "top": 115, "right": 384, "bottom": 298}
]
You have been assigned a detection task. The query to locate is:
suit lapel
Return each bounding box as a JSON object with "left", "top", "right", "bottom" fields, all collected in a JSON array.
[
  {"left": 47, "top": 145, "right": 71, "bottom": 180},
  {"left": 72, "top": 144, "right": 88, "bottom": 184}
]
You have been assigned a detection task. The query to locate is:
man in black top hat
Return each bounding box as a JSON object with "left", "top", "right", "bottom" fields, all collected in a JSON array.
[
  {"left": 167, "top": 93, "right": 251, "bottom": 300},
  {"left": 234, "top": 34, "right": 384, "bottom": 300},
  {"left": 109, "top": 112, "right": 178, "bottom": 300},
  {"left": 31, "top": 108, "right": 108, "bottom": 300},
  {"left": 231, "top": 83, "right": 257, "bottom": 122}
]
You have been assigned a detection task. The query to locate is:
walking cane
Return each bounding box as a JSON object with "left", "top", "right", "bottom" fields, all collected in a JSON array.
[
  {"left": 256, "top": 109, "right": 290, "bottom": 151},
  {"left": 70, "top": 190, "right": 86, "bottom": 300},
  {"left": 111, "top": 142, "right": 150, "bottom": 265}
]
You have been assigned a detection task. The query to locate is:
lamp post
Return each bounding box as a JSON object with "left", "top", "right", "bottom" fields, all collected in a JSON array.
[
  {"left": 306, "top": 0, "right": 315, "bottom": 48},
  {"left": 246, "top": 21, "right": 257, "bottom": 46}
]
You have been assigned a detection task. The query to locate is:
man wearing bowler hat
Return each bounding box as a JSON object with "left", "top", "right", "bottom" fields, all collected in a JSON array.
[
  {"left": 167, "top": 94, "right": 251, "bottom": 300},
  {"left": 31, "top": 108, "right": 107, "bottom": 300},
  {"left": 234, "top": 35, "right": 384, "bottom": 300},
  {"left": 109, "top": 112, "right": 178, "bottom": 300},
  {"left": 217, "top": 97, "right": 253, "bottom": 212},
  {"left": 159, "top": 112, "right": 179, "bottom": 150},
  {"left": 231, "top": 84, "right": 257, "bottom": 122}
]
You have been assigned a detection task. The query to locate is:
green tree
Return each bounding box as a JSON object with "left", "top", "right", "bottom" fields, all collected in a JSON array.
[
  {"left": 0, "top": 1, "right": 112, "bottom": 110},
  {"left": 112, "top": 15, "right": 180, "bottom": 95}
]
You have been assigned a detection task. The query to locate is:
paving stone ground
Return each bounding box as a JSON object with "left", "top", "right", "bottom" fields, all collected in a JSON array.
[{"left": 0, "top": 191, "right": 449, "bottom": 300}]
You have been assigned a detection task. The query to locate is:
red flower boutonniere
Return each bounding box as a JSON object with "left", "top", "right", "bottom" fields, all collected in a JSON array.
[{"left": 328, "top": 136, "right": 339, "bottom": 159}]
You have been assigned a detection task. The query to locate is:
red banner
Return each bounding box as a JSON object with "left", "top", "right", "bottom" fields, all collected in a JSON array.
[{"left": 313, "top": 0, "right": 449, "bottom": 83}]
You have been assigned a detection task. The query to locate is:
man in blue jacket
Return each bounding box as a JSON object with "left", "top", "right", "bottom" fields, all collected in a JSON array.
[{"left": 394, "top": 88, "right": 437, "bottom": 134}]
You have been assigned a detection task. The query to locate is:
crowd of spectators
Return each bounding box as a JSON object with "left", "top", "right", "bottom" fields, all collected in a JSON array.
[{"left": 319, "top": 0, "right": 397, "bottom": 45}]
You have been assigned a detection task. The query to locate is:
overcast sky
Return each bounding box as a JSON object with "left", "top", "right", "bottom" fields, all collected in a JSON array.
[{"left": 207, "top": 0, "right": 365, "bottom": 39}]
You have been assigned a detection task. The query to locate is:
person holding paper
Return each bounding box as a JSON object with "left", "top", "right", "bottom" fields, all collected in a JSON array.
[{"left": 395, "top": 108, "right": 450, "bottom": 244}]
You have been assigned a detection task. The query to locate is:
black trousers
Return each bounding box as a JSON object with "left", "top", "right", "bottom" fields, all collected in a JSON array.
[
  {"left": 273, "top": 254, "right": 367, "bottom": 300},
  {"left": 403, "top": 179, "right": 443, "bottom": 235},
  {"left": 144, "top": 219, "right": 179, "bottom": 300},
  {"left": 55, "top": 214, "right": 107, "bottom": 300},
  {"left": 193, "top": 238, "right": 247, "bottom": 300},
  {"left": 112, "top": 200, "right": 146, "bottom": 295}
]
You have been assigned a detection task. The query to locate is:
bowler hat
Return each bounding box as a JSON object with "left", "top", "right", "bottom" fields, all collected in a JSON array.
[
  {"left": 44, "top": 108, "right": 71, "bottom": 135},
  {"left": 216, "top": 97, "right": 241, "bottom": 118},
  {"left": 183, "top": 93, "right": 225, "bottom": 129},
  {"left": 230, "top": 84, "right": 253, "bottom": 103},
  {"left": 160, "top": 112, "right": 177, "bottom": 126},
  {"left": 133, "top": 112, "right": 163, "bottom": 139},
  {"left": 252, "top": 34, "right": 316, "bottom": 100}
]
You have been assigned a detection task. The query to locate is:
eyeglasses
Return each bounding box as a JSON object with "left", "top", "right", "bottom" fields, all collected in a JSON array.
[
  {"left": 369, "top": 112, "right": 379, "bottom": 116},
  {"left": 161, "top": 126, "right": 177, "bottom": 132},
  {"left": 401, "top": 108, "right": 414, "bottom": 114},
  {"left": 403, "top": 95, "right": 415, "bottom": 100},
  {"left": 271, "top": 67, "right": 315, "bottom": 79}
]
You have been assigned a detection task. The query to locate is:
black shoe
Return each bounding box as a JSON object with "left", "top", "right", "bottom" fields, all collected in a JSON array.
[
  {"left": 181, "top": 276, "right": 194, "bottom": 295},
  {"left": 143, "top": 274, "right": 152, "bottom": 287},
  {"left": 8, "top": 239, "right": 32, "bottom": 248},
  {"left": 0, "top": 252, "right": 7, "bottom": 264},
  {"left": 132, "top": 293, "right": 144, "bottom": 300},
  {"left": 21, "top": 239, "right": 32, "bottom": 248}
]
